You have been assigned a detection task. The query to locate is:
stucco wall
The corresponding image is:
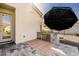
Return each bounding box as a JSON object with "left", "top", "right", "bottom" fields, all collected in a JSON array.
[{"left": 6, "top": 3, "right": 43, "bottom": 44}]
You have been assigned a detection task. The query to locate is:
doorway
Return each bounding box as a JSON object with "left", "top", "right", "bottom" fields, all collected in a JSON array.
[{"left": 0, "top": 4, "right": 15, "bottom": 44}]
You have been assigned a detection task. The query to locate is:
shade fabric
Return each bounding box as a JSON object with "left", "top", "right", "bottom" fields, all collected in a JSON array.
[{"left": 44, "top": 7, "right": 78, "bottom": 31}]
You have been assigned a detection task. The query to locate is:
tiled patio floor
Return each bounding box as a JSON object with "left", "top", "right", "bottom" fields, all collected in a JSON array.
[
  {"left": 27, "top": 39, "right": 79, "bottom": 56},
  {"left": 28, "top": 39, "right": 54, "bottom": 55},
  {"left": 0, "top": 38, "right": 79, "bottom": 56}
]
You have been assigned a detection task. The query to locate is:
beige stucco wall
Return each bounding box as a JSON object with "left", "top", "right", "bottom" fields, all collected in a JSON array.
[{"left": 6, "top": 3, "right": 43, "bottom": 44}]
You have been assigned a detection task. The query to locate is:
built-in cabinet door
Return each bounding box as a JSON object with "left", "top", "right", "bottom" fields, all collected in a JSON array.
[{"left": 0, "top": 13, "right": 12, "bottom": 42}]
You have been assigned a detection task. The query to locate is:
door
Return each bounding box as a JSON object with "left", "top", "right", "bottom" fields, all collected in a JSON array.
[{"left": 0, "top": 13, "right": 12, "bottom": 42}]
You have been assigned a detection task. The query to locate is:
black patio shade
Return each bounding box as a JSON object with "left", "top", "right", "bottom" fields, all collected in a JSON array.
[{"left": 44, "top": 7, "right": 78, "bottom": 31}]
